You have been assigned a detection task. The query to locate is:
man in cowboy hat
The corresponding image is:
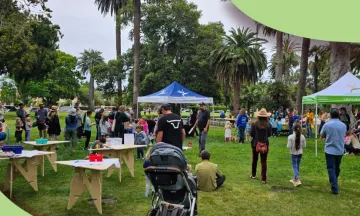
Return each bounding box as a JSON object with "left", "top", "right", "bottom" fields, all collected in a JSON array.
[
  {"left": 35, "top": 103, "right": 48, "bottom": 138},
  {"left": 192, "top": 102, "right": 211, "bottom": 156}
]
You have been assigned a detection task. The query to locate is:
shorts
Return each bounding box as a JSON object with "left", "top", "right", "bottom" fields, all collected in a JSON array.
[{"left": 37, "top": 123, "right": 46, "bottom": 130}]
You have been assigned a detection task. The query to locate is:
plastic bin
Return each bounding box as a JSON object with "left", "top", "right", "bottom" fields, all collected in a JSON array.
[
  {"left": 89, "top": 154, "right": 103, "bottom": 162},
  {"left": 36, "top": 138, "right": 48, "bottom": 144},
  {"left": 2, "top": 146, "right": 23, "bottom": 154}
]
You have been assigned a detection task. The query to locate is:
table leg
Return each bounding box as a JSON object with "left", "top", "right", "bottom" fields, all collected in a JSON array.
[
  {"left": 12, "top": 157, "right": 38, "bottom": 191},
  {"left": 46, "top": 145, "right": 57, "bottom": 172},
  {"left": 4, "top": 162, "right": 13, "bottom": 198},
  {"left": 67, "top": 168, "right": 86, "bottom": 210},
  {"left": 120, "top": 149, "right": 135, "bottom": 177}
]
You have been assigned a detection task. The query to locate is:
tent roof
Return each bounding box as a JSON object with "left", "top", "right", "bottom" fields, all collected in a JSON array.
[
  {"left": 138, "top": 81, "right": 214, "bottom": 104},
  {"left": 302, "top": 72, "right": 360, "bottom": 104}
]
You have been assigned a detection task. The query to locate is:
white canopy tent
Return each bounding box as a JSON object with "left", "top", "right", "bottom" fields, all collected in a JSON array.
[{"left": 302, "top": 72, "right": 360, "bottom": 156}]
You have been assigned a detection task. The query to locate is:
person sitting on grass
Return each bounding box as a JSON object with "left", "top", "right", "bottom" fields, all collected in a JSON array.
[
  {"left": 344, "top": 131, "right": 360, "bottom": 155},
  {"left": 195, "top": 150, "right": 225, "bottom": 192},
  {"left": 287, "top": 124, "right": 306, "bottom": 187}
]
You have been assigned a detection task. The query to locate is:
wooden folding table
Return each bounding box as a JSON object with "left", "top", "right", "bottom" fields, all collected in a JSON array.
[
  {"left": 1, "top": 150, "right": 54, "bottom": 199},
  {"left": 23, "top": 141, "right": 69, "bottom": 175},
  {"left": 56, "top": 159, "right": 120, "bottom": 214},
  {"left": 90, "top": 145, "right": 147, "bottom": 179}
]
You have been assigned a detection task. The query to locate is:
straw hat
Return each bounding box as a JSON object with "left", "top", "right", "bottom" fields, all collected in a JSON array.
[
  {"left": 257, "top": 108, "right": 271, "bottom": 117},
  {"left": 51, "top": 105, "right": 57, "bottom": 111}
]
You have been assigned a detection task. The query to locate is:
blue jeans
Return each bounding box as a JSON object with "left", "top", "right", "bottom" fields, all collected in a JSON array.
[
  {"left": 325, "top": 153, "right": 342, "bottom": 194},
  {"left": 25, "top": 130, "right": 31, "bottom": 141},
  {"left": 306, "top": 123, "right": 312, "bottom": 138},
  {"left": 199, "top": 130, "right": 208, "bottom": 154},
  {"left": 291, "top": 154, "right": 302, "bottom": 179},
  {"left": 238, "top": 126, "right": 245, "bottom": 143}
]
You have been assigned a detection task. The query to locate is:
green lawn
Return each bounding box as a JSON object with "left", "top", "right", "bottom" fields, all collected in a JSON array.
[{"left": 1, "top": 112, "right": 360, "bottom": 215}]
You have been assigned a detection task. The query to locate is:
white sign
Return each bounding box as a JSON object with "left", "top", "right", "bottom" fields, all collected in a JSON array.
[{"left": 124, "top": 134, "right": 135, "bottom": 145}]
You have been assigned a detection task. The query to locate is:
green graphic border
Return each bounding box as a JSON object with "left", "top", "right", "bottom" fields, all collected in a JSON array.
[
  {"left": 0, "top": 193, "right": 30, "bottom": 215},
  {"left": 232, "top": 0, "right": 360, "bottom": 42}
]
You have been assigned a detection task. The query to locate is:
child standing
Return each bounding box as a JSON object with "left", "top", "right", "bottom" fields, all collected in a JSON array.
[
  {"left": 287, "top": 124, "right": 306, "bottom": 187},
  {"left": 245, "top": 119, "right": 252, "bottom": 142},
  {"left": 25, "top": 116, "right": 32, "bottom": 141},
  {"left": 270, "top": 115, "right": 278, "bottom": 137},
  {"left": 143, "top": 147, "right": 154, "bottom": 197},
  {"left": 15, "top": 118, "right": 23, "bottom": 143},
  {"left": 135, "top": 125, "right": 147, "bottom": 159},
  {"left": 224, "top": 121, "right": 232, "bottom": 142}
]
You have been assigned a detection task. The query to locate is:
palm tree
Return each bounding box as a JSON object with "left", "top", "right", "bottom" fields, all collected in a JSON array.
[
  {"left": 94, "top": 0, "right": 127, "bottom": 104},
  {"left": 269, "top": 38, "right": 300, "bottom": 82},
  {"left": 295, "top": 38, "right": 310, "bottom": 113},
  {"left": 132, "top": 0, "right": 141, "bottom": 117},
  {"left": 256, "top": 23, "right": 284, "bottom": 81},
  {"left": 210, "top": 27, "right": 267, "bottom": 115},
  {"left": 78, "top": 49, "right": 104, "bottom": 111},
  {"left": 241, "top": 85, "right": 261, "bottom": 116}
]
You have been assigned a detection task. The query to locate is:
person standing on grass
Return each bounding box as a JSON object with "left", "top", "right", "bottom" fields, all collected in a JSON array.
[
  {"left": 236, "top": 108, "right": 248, "bottom": 144},
  {"left": 65, "top": 108, "right": 80, "bottom": 152},
  {"left": 287, "top": 124, "right": 306, "bottom": 187},
  {"left": 94, "top": 108, "right": 104, "bottom": 140},
  {"left": 83, "top": 111, "right": 96, "bottom": 150},
  {"left": 320, "top": 108, "right": 347, "bottom": 195},
  {"left": 156, "top": 104, "right": 185, "bottom": 150},
  {"left": 288, "top": 108, "right": 294, "bottom": 134},
  {"left": 305, "top": 108, "right": 314, "bottom": 138},
  {"left": 46, "top": 106, "right": 61, "bottom": 141},
  {"left": 339, "top": 107, "right": 350, "bottom": 131},
  {"left": 35, "top": 103, "right": 48, "bottom": 138},
  {"left": 192, "top": 102, "right": 211, "bottom": 155},
  {"left": 250, "top": 108, "right": 272, "bottom": 184},
  {"left": 0, "top": 103, "right": 5, "bottom": 123},
  {"left": 16, "top": 103, "right": 27, "bottom": 139},
  {"left": 113, "top": 106, "right": 130, "bottom": 143},
  {"left": 190, "top": 109, "right": 199, "bottom": 137}
]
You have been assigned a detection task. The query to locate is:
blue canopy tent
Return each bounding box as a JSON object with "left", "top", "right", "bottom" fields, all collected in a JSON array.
[
  {"left": 137, "top": 81, "right": 215, "bottom": 134},
  {"left": 138, "top": 81, "right": 213, "bottom": 104}
]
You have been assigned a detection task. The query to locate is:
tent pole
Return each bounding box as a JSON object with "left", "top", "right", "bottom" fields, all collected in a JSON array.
[
  {"left": 315, "top": 103, "right": 318, "bottom": 157},
  {"left": 212, "top": 103, "right": 215, "bottom": 137}
]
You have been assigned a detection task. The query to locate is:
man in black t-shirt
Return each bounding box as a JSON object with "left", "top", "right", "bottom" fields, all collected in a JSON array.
[
  {"left": 156, "top": 104, "right": 185, "bottom": 150},
  {"left": 192, "top": 102, "right": 211, "bottom": 155}
]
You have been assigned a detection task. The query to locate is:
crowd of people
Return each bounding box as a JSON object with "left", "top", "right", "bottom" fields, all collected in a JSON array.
[{"left": 1, "top": 102, "right": 359, "bottom": 196}]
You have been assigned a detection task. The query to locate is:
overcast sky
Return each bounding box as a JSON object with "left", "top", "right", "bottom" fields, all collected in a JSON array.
[{"left": 47, "top": 0, "right": 327, "bottom": 81}]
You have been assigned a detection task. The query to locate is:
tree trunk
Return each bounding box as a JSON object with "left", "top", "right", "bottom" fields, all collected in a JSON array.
[
  {"left": 314, "top": 54, "right": 319, "bottom": 92},
  {"left": 274, "top": 31, "right": 284, "bottom": 81},
  {"left": 330, "top": 42, "right": 353, "bottom": 125},
  {"left": 89, "top": 75, "right": 95, "bottom": 111},
  {"left": 224, "top": 76, "right": 230, "bottom": 107},
  {"left": 233, "top": 76, "right": 240, "bottom": 116},
  {"left": 116, "top": 13, "right": 122, "bottom": 105},
  {"left": 296, "top": 38, "right": 310, "bottom": 114},
  {"left": 132, "top": 0, "right": 141, "bottom": 118}
]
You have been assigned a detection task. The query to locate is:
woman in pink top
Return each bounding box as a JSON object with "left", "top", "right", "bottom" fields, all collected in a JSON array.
[{"left": 141, "top": 117, "right": 149, "bottom": 135}]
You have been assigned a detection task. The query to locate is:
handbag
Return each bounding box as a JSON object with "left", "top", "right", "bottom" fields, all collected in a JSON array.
[{"left": 255, "top": 127, "right": 268, "bottom": 153}]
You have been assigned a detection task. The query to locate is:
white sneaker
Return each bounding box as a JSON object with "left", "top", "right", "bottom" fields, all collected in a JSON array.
[
  {"left": 294, "top": 180, "right": 302, "bottom": 187},
  {"left": 289, "top": 179, "right": 295, "bottom": 184}
]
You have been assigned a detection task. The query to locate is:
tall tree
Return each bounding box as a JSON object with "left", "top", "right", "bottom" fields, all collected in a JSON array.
[
  {"left": 92, "top": 57, "right": 127, "bottom": 104},
  {"left": 94, "top": 0, "right": 127, "bottom": 104},
  {"left": 269, "top": 38, "right": 300, "bottom": 82},
  {"left": 211, "top": 27, "right": 267, "bottom": 114},
  {"left": 256, "top": 23, "right": 284, "bottom": 81},
  {"left": 77, "top": 49, "right": 104, "bottom": 111},
  {"left": 132, "top": 0, "right": 141, "bottom": 116},
  {"left": 295, "top": 38, "right": 310, "bottom": 113}
]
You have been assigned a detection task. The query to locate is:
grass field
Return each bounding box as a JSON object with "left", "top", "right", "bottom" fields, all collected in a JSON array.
[{"left": 1, "top": 112, "right": 360, "bottom": 216}]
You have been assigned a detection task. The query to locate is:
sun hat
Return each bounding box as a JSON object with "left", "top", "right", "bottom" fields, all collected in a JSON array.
[
  {"left": 257, "top": 108, "right": 271, "bottom": 117},
  {"left": 51, "top": 105, "right": 57, "bottom": 111},
  {"left": 69, "top": 108, "right": 77, "bottom": 116}
]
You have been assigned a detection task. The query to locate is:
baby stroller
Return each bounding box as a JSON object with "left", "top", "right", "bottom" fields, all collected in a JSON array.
[{"left": 145, "top": 143, "right": 198, "bottom": 216}]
